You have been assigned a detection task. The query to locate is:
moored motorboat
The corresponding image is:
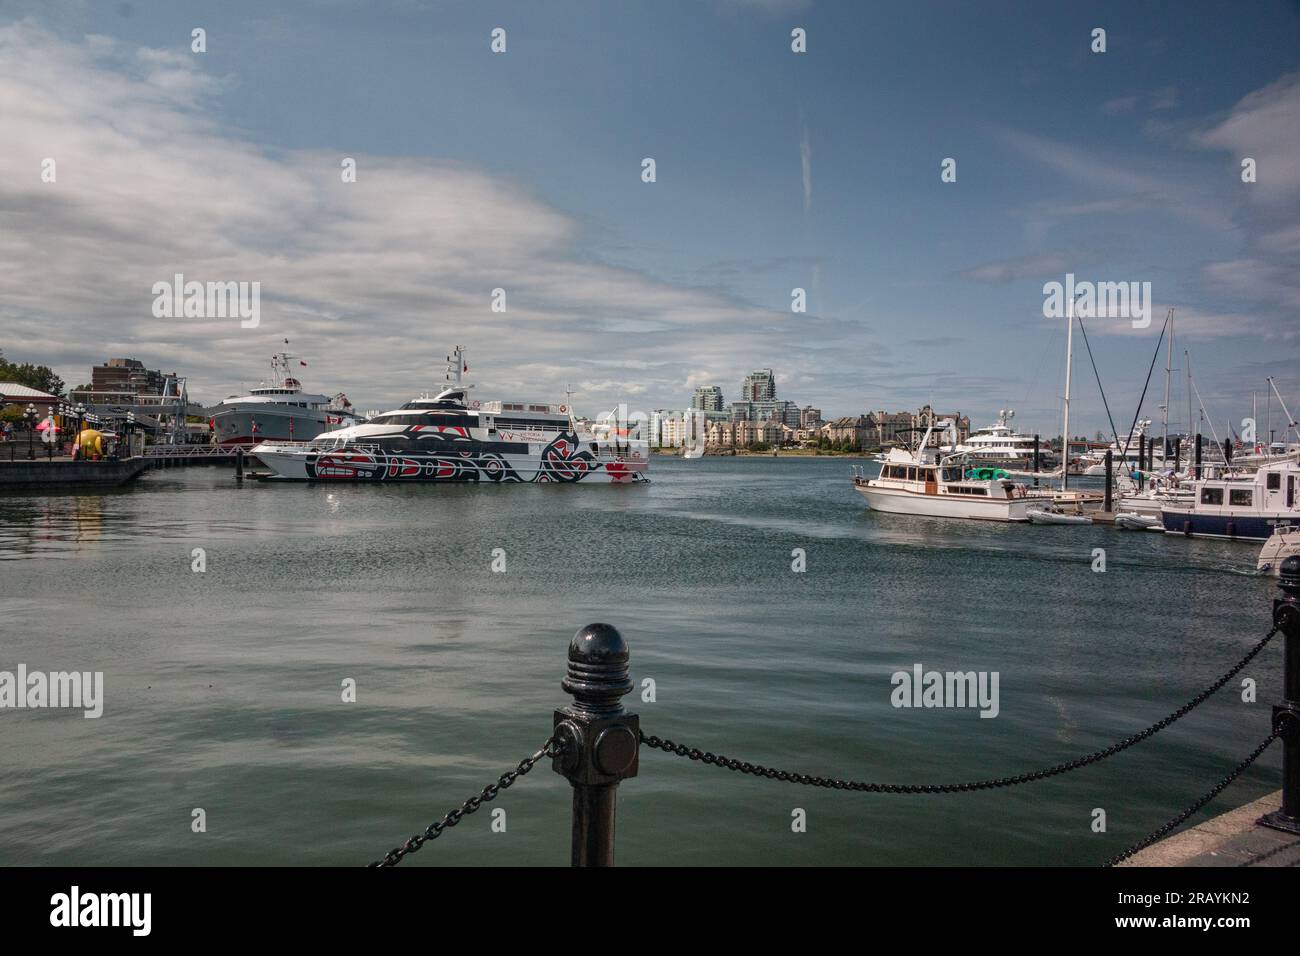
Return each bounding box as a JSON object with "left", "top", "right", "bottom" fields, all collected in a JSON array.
[
  {"left": 1161, "top": 458, "right": 1300, "bottom": 541},
  {"left": 852, "top": 419, "right": 1037, "bottom": 522},
  {"left": 211, "top": 351, "right": 359, "bottom": 447}
]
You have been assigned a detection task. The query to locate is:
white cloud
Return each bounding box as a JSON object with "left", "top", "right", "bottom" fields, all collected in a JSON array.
[{"left": 0, "top": 21, "right": 877, "bottom": 415}]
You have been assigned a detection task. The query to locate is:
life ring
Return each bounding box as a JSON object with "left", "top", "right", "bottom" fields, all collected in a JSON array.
[{"left": 559, "top": 405, "right": 568, "bottom": 414}]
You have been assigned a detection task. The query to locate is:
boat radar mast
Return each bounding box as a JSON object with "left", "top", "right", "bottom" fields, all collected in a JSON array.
[{"left": 435, "top": 346, "right": 473, "bottom": 401}]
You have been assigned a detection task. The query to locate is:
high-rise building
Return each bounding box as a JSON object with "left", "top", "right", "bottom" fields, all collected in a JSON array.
[
  {"left": 691, "top": 385, "right": 724, "bottom": 411},
  {"left": 741, "top": 369, "right": 776, "bottom": 402}
]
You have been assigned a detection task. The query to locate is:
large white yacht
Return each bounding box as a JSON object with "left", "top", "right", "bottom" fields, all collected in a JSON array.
[
  {"left": 853, "top": 419, "right": 1038, "bottom": 521},
  {"left": 947, "top": 410, "right": 1056, "bottom": 470},
  {"left": 252, "top": 348, "right": 649, "bottom": 485},
  {"left": 210, "top": 352, "right": 359, "bottom": 447}
]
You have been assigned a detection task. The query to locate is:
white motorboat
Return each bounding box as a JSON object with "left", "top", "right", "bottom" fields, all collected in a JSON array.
[
  {"left": 852, "top": 419, "right": 1038, "bottom": 522},
  {"left": 1258, "top": 526, "right": 1300, "bottom": 574},
  {"left": 253, "top": 347, "right": 649, "bottom": 484},
  {"left": 1026, "top": 506, "right": 1093, "bottom": 525}
]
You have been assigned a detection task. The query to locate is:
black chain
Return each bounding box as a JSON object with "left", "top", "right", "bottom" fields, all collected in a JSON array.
[
  {"left": 1104, "top": 729, "right": 1281, "bottom": 867},
  {"left": 369, "top": 737, "right": 559, "bottom": 867},
  {"left": 640, "top": 626, "right": 1278, "bottom": 794}
]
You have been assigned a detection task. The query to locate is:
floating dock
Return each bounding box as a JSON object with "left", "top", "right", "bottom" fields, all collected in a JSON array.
[{"left": 0, "top": 456, "right": 151, "bottom": 490}]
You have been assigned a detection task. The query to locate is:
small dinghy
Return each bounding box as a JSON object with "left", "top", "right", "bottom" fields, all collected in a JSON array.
[
  {"left": 1026, "top": 506, "right": 1093, "bottom": 525},
  {"left": 1258, "top": 526, "right": 1300, "bottom": 575},
  {"left": 1115, "top": 512, "right": 1162, "bottom": 531}
]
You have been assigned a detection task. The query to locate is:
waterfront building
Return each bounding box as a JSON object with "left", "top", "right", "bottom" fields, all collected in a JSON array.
[
  {"left": 800, "top": 406, "right": 823, "bottom": 428},
  {"left": 691, "top": 386, "right": 724, "bottom": 412},
  {"left": 90, "top": 358, "right": 166, "bottom": 396},
  {"left": 730, "top": 399, "right": 800, "bottom": 426},
  {"left": 824, "top": 416, "right": 874, "bottom": 449},
  {"left": 741, "top": 369, "right": 776, "bottom": 402}
]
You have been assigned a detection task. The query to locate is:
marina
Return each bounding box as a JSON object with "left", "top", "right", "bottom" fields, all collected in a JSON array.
[{"left": 4, "top": 2, "right": 1300, "bottom": 933}]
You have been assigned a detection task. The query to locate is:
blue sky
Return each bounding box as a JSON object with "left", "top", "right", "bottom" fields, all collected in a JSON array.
[{"left": 2, "top": 0, "right": 1298, "bottom": 438}]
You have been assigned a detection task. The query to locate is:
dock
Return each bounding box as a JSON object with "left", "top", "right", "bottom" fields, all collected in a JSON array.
[
  {"left": 0, "top": 456, "right": 151, "bottom": 489},
  {"left": 1118, "top": 791, "right": 1300, "bottom": 866}
]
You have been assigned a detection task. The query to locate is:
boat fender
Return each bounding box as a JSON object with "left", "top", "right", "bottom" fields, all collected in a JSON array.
[
  {"left": 1226, "top": 520, "right": 1235, "bottom": 539},
  {"left": 1183, "top": 520, "right": 1192, "bottom": 536}
]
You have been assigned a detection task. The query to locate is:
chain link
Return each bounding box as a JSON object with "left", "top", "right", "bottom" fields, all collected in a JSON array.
[
  {"left": 640, "top": 626, "right": 1279, "bottom": 794},
  {"left": 1104, "top": 729, "right": 1281, "bottom": 867},
  {"left": 369, "top": 736, "right": 559, "bottom": 867}
]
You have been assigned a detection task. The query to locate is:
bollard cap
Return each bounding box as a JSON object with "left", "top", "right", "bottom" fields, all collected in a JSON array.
[{"left": 562, "top": 623, "right": 633, "bottom": 716}]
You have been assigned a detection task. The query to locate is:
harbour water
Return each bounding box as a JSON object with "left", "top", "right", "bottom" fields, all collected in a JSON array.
[{"left": 0, "top": 457, "right": 1282, "bottom": 866}]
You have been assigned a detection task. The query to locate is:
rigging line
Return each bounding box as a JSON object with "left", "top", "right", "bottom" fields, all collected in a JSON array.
[
  {"left": 1075, "top": 315, "right": 1122, "bottom": 453},
  {"left": 1114, "top": 309, "right": 1172, "bottom": 465}
]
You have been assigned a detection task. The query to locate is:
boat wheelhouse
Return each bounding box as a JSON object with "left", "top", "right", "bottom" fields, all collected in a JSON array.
[{"left": 1160, "top": 459, "right": 1300, "bottom": 541}]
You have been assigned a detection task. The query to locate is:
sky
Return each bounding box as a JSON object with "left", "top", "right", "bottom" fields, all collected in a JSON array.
[{"left": 1, "top": 0, "right": 1298, "bottom": 438}]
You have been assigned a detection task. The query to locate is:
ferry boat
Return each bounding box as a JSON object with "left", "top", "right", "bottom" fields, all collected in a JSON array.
[
  {"left": 211, "top": 351, "right": 359, "bottom": 447},
  {"left": 252, "top": 348, "right": 648, "bottom": 485},
  {"left": 853, "top": 420, "right": 1037, "bottom": 521},
  {"left": 1160, "top": 459, "right": 1300, "bottom": 540}
]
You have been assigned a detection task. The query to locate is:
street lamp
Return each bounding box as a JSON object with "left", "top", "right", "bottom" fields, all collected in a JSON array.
[
  {"left": 24, "top": 403, "right": 35, "bottom": 459},
  {"left": 46, "top": 406, "right": 54, "bottom": 459}
]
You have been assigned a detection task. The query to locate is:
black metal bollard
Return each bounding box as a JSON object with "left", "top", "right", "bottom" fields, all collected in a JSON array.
[
  {"left": 1032, "top": 435, "right": 1040, "bottom": 488},
  {"left": 1262, "top": 557, "right": 1300, "bottom": 834},
  {"left": 235, "top": 446, "right": 244, "bottom": 481},
  {"left": 1138, "top": 435, "right": 1146, "bottom": 491},
  {"left": 552, "top": 624, "right": 639, "bottom": 866},
  {"left": 1194, "top": 433, "right": 1203, "bottom": 480}
]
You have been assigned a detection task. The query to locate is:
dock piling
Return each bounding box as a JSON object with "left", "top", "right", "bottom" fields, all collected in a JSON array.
[
  {"left": 235, "top": 446, "right": 244, "bottom": 482},
  {"left": 552, "top": 623, "right": 639, "bottom": 866},
  {"left": 1194, "top": 434, "right": 1203, "bottom": 480},
  {"left": 1103, "top": 450, "right": 1112, "bottom": 511},
  {"left": 1032, "top": 435, "right": 1039, "bottom": 488},
  {"left": 1262, "top": 557, "right": 1300, "bottom": 835}
]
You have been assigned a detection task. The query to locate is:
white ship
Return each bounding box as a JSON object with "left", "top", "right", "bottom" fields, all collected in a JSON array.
[
  {"left": 252, "top": 347, "right": 649, "bottom": 485},
  {"left": 948, "top": 409, "right": 1056, "bottom": 470},
  {"left": 211, "top": 351, "right": 359, "bottom": 447}
]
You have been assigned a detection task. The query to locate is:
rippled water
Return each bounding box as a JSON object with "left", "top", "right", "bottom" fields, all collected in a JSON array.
[{"left": 0, "top": 456, "right": 1282, "bottom": 865}]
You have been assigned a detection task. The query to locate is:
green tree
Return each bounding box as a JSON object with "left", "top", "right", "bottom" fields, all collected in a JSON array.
[{"left": 0, "top": 350, "right": 65, "bottom": 396}]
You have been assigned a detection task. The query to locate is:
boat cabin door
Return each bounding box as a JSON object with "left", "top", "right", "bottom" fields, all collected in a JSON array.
[{"left": 925, "top": 467, "right": 938, "bottom": 496}]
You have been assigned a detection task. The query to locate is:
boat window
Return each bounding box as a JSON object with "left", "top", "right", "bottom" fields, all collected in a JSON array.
[
  {"left": 906, "top": 467, "right": 917, "bottom": 481},
  {"left": 1267, "top": 472, "right": 1281, "bottom": 490},
  {"left": 1200, "top": 487, "right": 1224, "bottom": 505},
  {"left": 1229, "top": 489, "right": 1253, "bottom": 507}
]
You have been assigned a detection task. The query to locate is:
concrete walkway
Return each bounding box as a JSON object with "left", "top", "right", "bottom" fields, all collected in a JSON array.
[{"left": 1119, "top": 791, "right": 1300, "bottom": 866}]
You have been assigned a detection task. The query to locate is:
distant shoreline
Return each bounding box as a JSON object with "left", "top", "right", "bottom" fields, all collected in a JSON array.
[{"left": 651, "top": 449, "right": 876, "bottom": 459}]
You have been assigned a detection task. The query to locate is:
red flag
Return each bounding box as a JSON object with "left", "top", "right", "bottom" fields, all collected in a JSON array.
[
  {"left": 300, "top": 360, "right": 308, "bottom": 366},
  {"left": 463, "top": 363, "right": 469, "bottom": 372}
]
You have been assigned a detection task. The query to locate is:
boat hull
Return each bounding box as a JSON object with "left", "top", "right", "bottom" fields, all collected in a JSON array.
[
  {"left": 212, "top": 406, "right": 353, "bottom": 447},
  {"left": 253, "top": 437, "right": 648, "bottom": 484},
  {"left": 1160, "top": 509, "right": 1293, "bottom": 542},
  {"left": 854, "top": 482, "right": 1032, "bottom": 521}
]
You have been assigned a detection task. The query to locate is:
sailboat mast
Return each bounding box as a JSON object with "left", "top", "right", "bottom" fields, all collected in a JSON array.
[
  {"left": 1061, "top": 296, "right": 1075, "bottom": 492},
  {"left": 1161, "top": 311, "right": 1174, "bottom": 466}
]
